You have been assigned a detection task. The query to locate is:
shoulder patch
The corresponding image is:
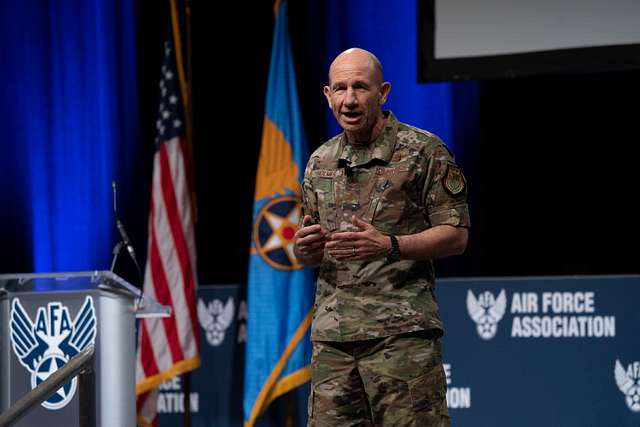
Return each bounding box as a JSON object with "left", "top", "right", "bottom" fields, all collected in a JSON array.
[{"left": 443, "top": 163, "right": 466, "bottom": 195}]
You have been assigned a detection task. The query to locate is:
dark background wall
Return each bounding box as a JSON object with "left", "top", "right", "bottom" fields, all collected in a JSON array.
[
  {"left": 178, "top": 1, "right": 640, "bottom": 284},
  {"left": 133, "top": 0, "right": 331, "bottom": 285},
  {"left": 2, "top": 0, "right": 638, "bottom": 282}
]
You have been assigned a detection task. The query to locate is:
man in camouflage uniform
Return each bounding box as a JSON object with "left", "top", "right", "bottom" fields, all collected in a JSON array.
[{"left": 294, "top": 48, "right": 469, "bottom": 427}]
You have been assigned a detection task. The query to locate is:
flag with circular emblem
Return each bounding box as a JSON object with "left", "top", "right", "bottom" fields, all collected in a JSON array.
[{"left": 243, "top": 1, "right": 314, "bottom": 425}]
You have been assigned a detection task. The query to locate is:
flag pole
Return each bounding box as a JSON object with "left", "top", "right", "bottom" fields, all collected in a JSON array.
[
  {"left": 184, "top": 0, "right": 198, "bottom": 224},
  {"left": 183, "top": 0, "right": 194, "bottom": 423},
  {"left": 170, "top": 0, "right": 196, "bottom": 424}
]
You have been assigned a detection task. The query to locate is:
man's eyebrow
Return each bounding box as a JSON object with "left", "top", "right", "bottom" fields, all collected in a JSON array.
[{"left": 331, "top": 80, "right": 369, "bottom": 90}]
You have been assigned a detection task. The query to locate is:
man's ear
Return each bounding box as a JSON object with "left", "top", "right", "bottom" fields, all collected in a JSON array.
[
  {"left": 323, "top": 85, "right": 332, "bottom": 108},
  {"left": 379, "top": 82, "right": 391, "bottom": 105}
]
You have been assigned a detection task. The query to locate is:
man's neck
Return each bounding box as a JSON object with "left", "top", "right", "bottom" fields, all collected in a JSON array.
[{"left": 346, "top": 113, "right": 387, "bottom": 145}]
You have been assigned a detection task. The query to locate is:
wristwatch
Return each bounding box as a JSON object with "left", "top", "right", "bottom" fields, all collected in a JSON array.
[{"left": 387, "top": 235, "right": 401, "bottom": 261}]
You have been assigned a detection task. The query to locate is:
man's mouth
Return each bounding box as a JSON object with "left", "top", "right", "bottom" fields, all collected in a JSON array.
[{"left": 341, "top": 111, "right": 362, "bottom": 122}]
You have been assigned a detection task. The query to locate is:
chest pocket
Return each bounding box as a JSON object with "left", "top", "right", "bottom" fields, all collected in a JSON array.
[
  {"left": 369, "top": 166, "right": 425, "bottom": 234},
  {"left": 311, "top": 174, "right": 338, "bottom": 231},
  {"left": 360, "top": 176, "right": 385, "bottom": 224}
]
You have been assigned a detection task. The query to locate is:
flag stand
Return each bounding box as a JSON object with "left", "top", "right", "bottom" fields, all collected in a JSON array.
[
  {"left": 285, "top": 391, "right": 295, "bottom": 427},
  {"left": 183, "top": 372, "right": 191, "bottom": 426}
]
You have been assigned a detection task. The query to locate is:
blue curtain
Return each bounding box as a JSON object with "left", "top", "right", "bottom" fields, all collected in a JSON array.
[
  {"left": 0, "top": 0, "right": 139, "bottom": 272},
  {"left": 320, "top": 0, "right": 480, "bottom": 160}
]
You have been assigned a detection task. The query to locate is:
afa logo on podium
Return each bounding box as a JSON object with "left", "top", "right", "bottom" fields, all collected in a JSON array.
[{"left": 9, "top": 296, "right": 97, "bottom": 409}]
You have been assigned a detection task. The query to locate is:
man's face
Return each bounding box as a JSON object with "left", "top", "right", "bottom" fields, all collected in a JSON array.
[{"left": 324, "top": 55, "right": 390, "bottom": 141}]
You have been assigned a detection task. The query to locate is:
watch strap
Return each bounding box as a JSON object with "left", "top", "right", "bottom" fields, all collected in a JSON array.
[{"left": 387, "top": 235, "right": 401, "bottom": 261}]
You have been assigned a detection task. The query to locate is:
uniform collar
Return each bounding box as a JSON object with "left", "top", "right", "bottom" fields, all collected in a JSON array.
[{"left": 338, "top": 111, "right": 398, "bottom": 168}]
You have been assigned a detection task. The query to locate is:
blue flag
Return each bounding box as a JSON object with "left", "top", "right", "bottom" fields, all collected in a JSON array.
[{"left": 243, "top": 1, "right": 314, "bottom": 426}]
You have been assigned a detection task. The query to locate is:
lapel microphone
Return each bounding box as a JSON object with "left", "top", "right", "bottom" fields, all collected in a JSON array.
[{"left": 338, "top": 159, "right": 354, "bottom": 178}]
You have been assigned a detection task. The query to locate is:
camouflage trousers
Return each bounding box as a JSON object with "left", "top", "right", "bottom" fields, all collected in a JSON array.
[{"left": 307, "top": 330, "right": 450, "bottom": 427}]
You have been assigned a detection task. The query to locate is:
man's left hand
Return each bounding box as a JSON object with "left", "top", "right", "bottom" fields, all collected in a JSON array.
[{"left": 326, "top": 215, "right": 391, "bottom": 261}]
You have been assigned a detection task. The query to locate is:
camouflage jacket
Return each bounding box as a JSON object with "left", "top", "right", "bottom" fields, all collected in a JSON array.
[{"left": 301, "top": 111, "right": 470, "bottom": 342}]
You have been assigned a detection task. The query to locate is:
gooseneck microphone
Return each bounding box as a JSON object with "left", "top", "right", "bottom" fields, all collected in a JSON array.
[
  {"left": 111, "top": 181, "right": 143, "bottom": 287},
  {"left": 117, "top": 218, "right": 138, "bottom": 265}
]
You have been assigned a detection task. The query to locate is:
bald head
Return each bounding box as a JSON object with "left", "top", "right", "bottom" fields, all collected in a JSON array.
[
  {"left": 328, "top": 48, "right": 384, "bottom": 86},
  {"left": 323, "top": 47, "right": 391, "bottom": 143}
]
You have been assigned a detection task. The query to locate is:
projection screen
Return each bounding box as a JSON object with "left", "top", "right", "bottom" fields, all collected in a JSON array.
[{"left": 418, "top": 0, "right": 640, "bottom": 81}]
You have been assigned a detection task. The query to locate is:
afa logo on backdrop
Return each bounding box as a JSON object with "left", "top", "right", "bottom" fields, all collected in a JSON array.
[
  {"left": 466, "top": 289, "right": 616, "bottom": 339},
  {"left": 466, "top": 289, "right": 507, "bottom": 340},
  {"left": 197, "top": 297, "right": 235, "bottom": 347},
  {"left": 10, "top": 297, "right": 97, "bottom": 410},
  {"left": 615, "top": 359, "right": 640, "bottom": 412}
]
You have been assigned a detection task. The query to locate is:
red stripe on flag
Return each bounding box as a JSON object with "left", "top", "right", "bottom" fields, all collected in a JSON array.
[
  {"left": 136, "top": 390, "right": 158, "bottom": 427},
  {"left": 158, "top": 142, "right": 199, "bottom": 351},
  {"left": 148, "top": 189, "right": 185, "bottom": 363},
  {"left": 136, "top": 390, "right": 150, "bottom": 413},
  {"left": 140, "top": 322, "right": 160, "bottom": 378}
]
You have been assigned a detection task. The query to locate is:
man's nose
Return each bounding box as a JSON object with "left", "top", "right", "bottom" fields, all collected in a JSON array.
[{"left": 344, "top": 88, "right": 358, "bottom": 107}]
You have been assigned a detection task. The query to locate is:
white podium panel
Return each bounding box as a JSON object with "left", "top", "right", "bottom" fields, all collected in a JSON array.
[{"left": 0, "top": 271, "right": 169, "bottom": 427}]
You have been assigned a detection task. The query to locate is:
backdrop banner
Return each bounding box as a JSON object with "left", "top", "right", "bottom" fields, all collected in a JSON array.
[
  {"left": 439, "top": 275, "right": 639, "bottom": 426},
  {"left": 156, "top": 276, "right": 640, "bottom": 426},
  {"left": 157, "top": 285, "right": 245, "bottom": 427}
]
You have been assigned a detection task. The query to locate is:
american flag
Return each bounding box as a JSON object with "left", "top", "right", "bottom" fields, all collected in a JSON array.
[{"left": 134, "top": 12, "right": 200, "bottom": 426}]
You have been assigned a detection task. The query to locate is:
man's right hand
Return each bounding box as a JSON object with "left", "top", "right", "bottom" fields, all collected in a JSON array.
[{"left": 294, "top": 215, "right": 327, "bottom": 266}]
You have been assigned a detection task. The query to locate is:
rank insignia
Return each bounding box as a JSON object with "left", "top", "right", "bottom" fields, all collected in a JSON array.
[{"left": 443, "top": 163, "right": 466, "bottom": 195}]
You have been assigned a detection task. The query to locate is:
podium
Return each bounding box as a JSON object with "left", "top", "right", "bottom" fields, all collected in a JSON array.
[{"left": 0, "top": 271, "right": 169, "bottom": 427}]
